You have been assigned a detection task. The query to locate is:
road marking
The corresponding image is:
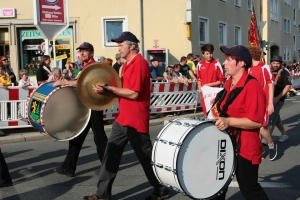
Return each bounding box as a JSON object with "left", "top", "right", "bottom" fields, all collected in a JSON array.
[
  {"left": 229, "top": 181, "right": 292, "bottom": 188},
  {"left": 292, "top": 101, "right": 300, "bottom": 102}
]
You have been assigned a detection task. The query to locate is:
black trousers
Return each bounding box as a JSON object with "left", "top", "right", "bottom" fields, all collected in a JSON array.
[
  {"left": 61, "top": 110, "right": 108, "bottom": 173},
  {"left": 0, "top": 149, "right": 12, "bottom": 185},
  {"left": 95, "top": 121, "right": 165, "bottom": 199},
  {"left": 212, "top": 155, "right": 268, "bottom": 200}
]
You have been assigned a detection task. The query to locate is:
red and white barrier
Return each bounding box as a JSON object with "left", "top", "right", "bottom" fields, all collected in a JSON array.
[{"left": 1, "top": 76, "right": 300, "bottom": 129}]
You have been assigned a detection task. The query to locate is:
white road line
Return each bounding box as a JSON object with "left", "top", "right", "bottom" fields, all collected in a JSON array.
[{"left": 229, "top": 181, "right": 292, "bottom": 188}]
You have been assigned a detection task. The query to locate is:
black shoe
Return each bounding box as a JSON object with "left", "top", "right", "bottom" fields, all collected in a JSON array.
[
  {"left": 146, "top": 188, "right": 169, "bottom": 200},
  {"left": 0, "top": 131, "right": 7, "bottom": 137},
  {"left": 269, "top": 144, "right": 277, "bottom": 161},
  {"left": 83, "top": 194, "right": 110, "bottom": 200},
  {"left": 53, "top": 167, "right": 75, "bottom": 177},
  {"left": 0, "top": 182, "right": 13, "bottom": 188}
]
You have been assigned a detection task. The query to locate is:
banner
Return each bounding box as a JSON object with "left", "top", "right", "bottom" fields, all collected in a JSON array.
[
  {"left": 248, "top": 3, "right": 260, "bottom": 47},
  {"left": 202, "top": 86, "right": 223, "bottom": 120}
]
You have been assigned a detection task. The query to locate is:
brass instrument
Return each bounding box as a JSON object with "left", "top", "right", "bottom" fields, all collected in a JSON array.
[{"left": 77, "top": 62, "right": 121, "bottom": 111}]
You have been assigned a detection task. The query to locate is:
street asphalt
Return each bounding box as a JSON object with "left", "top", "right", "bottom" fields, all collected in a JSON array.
[{"left": 0, "top": 111, "right": 203, "bottom": 145}]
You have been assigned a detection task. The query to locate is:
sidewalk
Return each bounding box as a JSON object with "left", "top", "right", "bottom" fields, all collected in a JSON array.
[{"left": 0, "top": 111, "right": 204, "bottom": 145}]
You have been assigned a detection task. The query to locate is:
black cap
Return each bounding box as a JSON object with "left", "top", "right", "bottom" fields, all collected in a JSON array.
[
  {"left": 220, "top": 45, "right": 252, "bottom": 68},
  {"left": 270, "top": 55, "right": 283, "bottom": 63},
  {"left": 76, "top": 42, "right": 94, "bottom": 52},
  {"left": 111, "top": 31, "right": 139, "bottom": 43},
  {"left": 151, "top": 57, "right": 160, "bottom": 62}
]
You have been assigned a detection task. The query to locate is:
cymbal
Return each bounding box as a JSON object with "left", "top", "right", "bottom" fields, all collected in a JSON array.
[{"left": 77, "top": 62, "right": 121, "bottom": 111}]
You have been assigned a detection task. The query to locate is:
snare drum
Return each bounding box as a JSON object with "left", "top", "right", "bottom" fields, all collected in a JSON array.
[
  {"left": 152, "top": 118, "right": 237, "bottom": 199},
  {"left": 27, "top": 82, "right": 91, "bottom": 141}
]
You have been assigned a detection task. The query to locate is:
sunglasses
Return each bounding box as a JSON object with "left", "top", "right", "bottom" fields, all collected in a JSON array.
[{"left": 2, "top": 59, "right": 7, "bottom": 61}]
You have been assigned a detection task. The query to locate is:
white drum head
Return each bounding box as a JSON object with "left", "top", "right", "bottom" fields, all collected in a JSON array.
[
  {"left": 42, "top": 86, "right": 91, "bottom": 141},
  {"left": 177, "top": 121, "right": 235, "bottom": 199}
]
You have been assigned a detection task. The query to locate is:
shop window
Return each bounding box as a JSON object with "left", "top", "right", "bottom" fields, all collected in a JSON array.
[
  {"left": 19, "top": 28, "right": 74, "bottom": 76},
  {"left": 102, "top": 16, "right": 128, "bottom": 47},
  {"left": 0, "top": 29, "right": 10, "bottom": 60}
]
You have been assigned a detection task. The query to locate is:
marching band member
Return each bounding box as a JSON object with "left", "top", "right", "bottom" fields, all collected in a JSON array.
[
  {"left": 84, "top": 31, "right": 169, "bottom": 200},
  {"left": 213, "top": 45, "right": 268, "bottom": 200},
  {"left": 53, "top": 42, "right": 107, "bottom": 177}
]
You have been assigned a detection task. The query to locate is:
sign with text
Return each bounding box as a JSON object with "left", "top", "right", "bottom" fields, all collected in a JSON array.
[
  {"left": 0, "top": 8, "right": 16, "bottom": 18},
  {"left": 34, "top": 0, "right": 69, "bottom": 40},
  {"left": 39, "top": 0, "right": 65, "bottom": 24}
]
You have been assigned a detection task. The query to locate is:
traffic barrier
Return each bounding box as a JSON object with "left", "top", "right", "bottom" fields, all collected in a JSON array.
[{"left": 0, "top": 75, "right": 300, "bottom": 129}]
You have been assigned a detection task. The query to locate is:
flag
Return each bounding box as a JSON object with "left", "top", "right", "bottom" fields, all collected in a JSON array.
[{"left": 248, "top": 3, "right": 260, "bottom": 47}]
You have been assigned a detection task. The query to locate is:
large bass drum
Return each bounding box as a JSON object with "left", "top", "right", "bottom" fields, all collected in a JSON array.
[
  {"left": 27, "top": 82, "right": 91, "bottom": 141},
  {"left": 152, "top": 118, "right": 237, "bottom": 199}
]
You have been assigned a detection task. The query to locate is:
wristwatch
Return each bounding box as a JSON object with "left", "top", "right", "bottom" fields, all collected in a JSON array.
[{"left": 108, "top": 85, "right": 113, "bottom": 92}]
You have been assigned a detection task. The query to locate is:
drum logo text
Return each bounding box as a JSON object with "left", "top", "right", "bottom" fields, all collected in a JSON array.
[{"left": 216, "top": 139, "right": 226, "bottom": 180}]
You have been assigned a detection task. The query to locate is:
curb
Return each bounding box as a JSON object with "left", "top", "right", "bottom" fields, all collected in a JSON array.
[{"left": 0, "top": 112, "right": 204, "bottom": 145}]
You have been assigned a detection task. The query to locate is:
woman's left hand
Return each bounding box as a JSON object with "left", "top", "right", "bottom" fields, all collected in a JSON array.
[{"left": 215, "top": 117, "right": 231, "bottom": 130}]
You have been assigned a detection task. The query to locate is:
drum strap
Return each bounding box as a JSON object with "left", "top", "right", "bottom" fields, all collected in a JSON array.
[{"left": 207, "top": 75, "right": 255, "bottom": 152}]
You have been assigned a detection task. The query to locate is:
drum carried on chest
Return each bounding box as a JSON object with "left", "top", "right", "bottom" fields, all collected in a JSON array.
[
  {"left": 27, "top": 82, "right": 91, "bottom": 141},
  {"left": 151, "top": 118, "right": 237, "bottom": 199}
]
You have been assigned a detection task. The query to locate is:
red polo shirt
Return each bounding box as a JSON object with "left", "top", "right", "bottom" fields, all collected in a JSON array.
[
  {"left": 220, "top": 72, "right": 266, "bottom": 164},
  {"left": 115, "top": 54, "right": 150, "bottom": 133}
]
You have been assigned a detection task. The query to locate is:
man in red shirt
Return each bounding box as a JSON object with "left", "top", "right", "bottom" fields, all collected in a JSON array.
[
  {"left": 53, "top": 42, "right": 108, "bottom": 177},
  {"left": 197, "top": 44, "right": 225, "bottom": 116},
  {"left": 85, "top": 32, "right": 168, "bottom": 200},
  {"left": 248, "top": 45, "right": 277, "bottom": 161},
  {"left": 213, "top": 45, "right": 268, "bottom": 199}
]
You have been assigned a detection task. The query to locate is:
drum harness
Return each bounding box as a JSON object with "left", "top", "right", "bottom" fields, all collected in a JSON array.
[{"left": 206, "top": 75, "right": 255, "bottom": 153}]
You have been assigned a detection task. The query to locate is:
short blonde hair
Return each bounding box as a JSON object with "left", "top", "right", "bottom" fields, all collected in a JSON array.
[{"left": 20, "top": 69, "right": 28, "bottom": 77}]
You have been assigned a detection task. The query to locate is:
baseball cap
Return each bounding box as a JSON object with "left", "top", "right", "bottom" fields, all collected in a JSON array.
[
  {"left": 76, "top": 42, "right": 94, "bottom": 52},
  {"left": 220, "top": 45, "right": 252, "bottom": 68},
  {"left": 151, "top": 57, "right": 160, "bottom": 62},
  {"left": 111, "top": 31, "right": 140, "bottom": 43}
]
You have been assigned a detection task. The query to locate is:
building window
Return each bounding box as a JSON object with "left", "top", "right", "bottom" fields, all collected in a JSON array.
[
  {"left": 102, "top": 16, "right": 128, "bottom": 47},
  {"left": 248, "top": 0, "right": 253, "bottom": 11},
  {"left": 219, "top": 22, "right": 227, "bottom": 46},
  {"left": 198, "top": 16, "right": 209, "bottom": 45},
  {"left": 299, "top": 0, "right": 300, "bottom": 10},
  {"left": 284, "top": 0, "right": 291, "bottom": 6},
  {"left": 284, "top": 18, "right": 291, "bottom": 34},
  {"left": 283, "top": 46, "right": 291, "bottom": 61},
  {"left": 294, "top": 35, "right": 296, "bottom": 51},
  {"left": 270, "top": 0, "right": 278, "bottom": 22},
  {"left": 234, "top": 26, "right": 242, "bottom": 46},
  {"left": 298, "top": 25, "right": 300, "bottom": 36},
  {"left": 294, "top": 8, "right": 296, "bottom": 25},
  {"left": 235, "top": 0, "right": 241, "bottom": 7}
]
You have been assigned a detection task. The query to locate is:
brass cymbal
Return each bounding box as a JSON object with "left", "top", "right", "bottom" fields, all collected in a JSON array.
[{"left": 77, "top": 62, "right": 121, "bottom": 111}]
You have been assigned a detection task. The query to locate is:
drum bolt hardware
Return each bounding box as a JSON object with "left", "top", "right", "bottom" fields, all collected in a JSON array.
[
  {"left": 169, "top": 120, "right": 173, "bottom": 123},
  {"left": 150, "top": 161, "right": 155, "bottom": 166},
  {"left": 159, "top": 139, "right": 168, "bottom": 144},
  {"left": 175, "top": 121, "right": 182, "bottom": 125},
  {"left": 173, "top": 187, "right": 180, "bottom": 192},
  {"left": 156, "top": 163, "right": 163, "bottom": 168},
  {"left": 165, "top": 184, "right": 171, "bottom": 188},
  {"left": 183, "top": 122, "right": 190, "bottom": 127},
  {"left": 168, "top": 141, "right": 176, "bottom": 146},
  {"left": 190, "top": 124, "right": 197, "bottom": 127},
  {"left": 172, "top": 169, "right": 177, "bottom": 174},
  {"left": 155, "top": 137, "right": 159, "bottom": 141},
  {"left": 164, "top": 166, "right": 172, "bottom": 171}
]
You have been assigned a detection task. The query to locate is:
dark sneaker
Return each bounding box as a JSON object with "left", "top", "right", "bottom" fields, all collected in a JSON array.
[
  {"left": 145, "top": 193, "right": 169, "bottom": 200},
  {"left": 53, "top": 167, "right": 75, "bottom": 177},
  {"left": 0, "top": 182, "right": 13, "bottom": 188},
  {"left": 269, "top": 144, "right": 277, "bottom": 161},
  {"left": 83, "top": 195, "right": 109, "bottom": 200}
]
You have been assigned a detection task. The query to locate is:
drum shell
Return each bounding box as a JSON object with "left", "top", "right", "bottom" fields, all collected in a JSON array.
[
  {"left": 152, "top": 118, "right": 237, "bottom": 199},
  {"left": 27, "top": 82, "right": 91, "bottom": 141}
]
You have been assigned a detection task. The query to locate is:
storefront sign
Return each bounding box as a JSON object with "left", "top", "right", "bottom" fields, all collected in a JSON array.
[
  {"left": 0, "top": 8, "right": 16, "bottom": 18},
  {"left": 21, "top": 29, "right": 72, "bottom": 40}
]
